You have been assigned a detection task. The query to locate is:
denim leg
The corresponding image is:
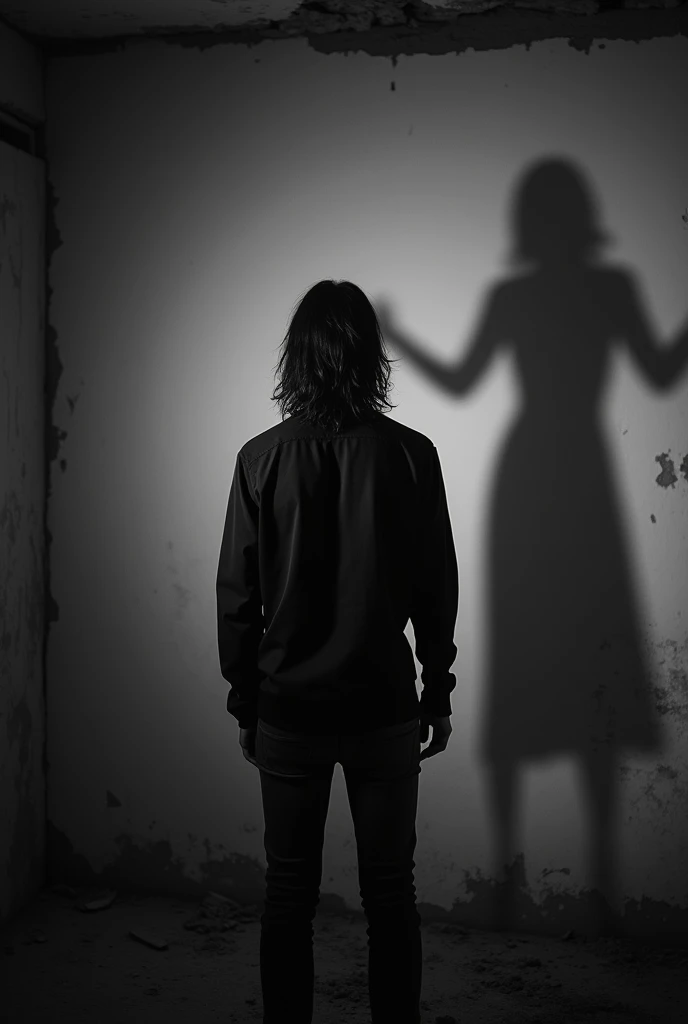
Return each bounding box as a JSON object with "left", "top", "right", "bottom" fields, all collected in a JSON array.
[
  {"left": 258, "top": 765, "right": 334, "bottom": 1024},
  {"left": 344, "top": 731, "right": 422, "bottom": 1024}
]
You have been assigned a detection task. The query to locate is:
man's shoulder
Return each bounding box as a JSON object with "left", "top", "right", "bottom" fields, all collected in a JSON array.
[{"left": 239, "top": 412, "right": 436, "bottom": 464}]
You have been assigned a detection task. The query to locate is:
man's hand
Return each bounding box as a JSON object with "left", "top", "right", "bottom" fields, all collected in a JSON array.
[{"left": 240, "top": 726, "right": 257, "bottom": 762}]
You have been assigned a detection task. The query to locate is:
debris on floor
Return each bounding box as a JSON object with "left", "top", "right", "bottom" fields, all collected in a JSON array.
[{"left": 1, "top": 883, "right": 687, "bottom": 1023}]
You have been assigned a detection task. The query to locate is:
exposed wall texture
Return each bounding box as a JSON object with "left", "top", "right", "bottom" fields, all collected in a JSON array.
[
  {"left": 44, "top": 31, "right": 688, "bottom": 940},
  {"left": 5, "top": 0, "right": 688, "bottom": 46},
  {"left": 0, "top": 17, "right": 43, "bottom": 124},
  {"left": 0, "top": 24, "right": 46, "bottom": 925}
]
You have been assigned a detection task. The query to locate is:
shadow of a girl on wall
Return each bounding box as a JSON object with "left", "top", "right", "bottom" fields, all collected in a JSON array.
[{"left": 377, "top": 155, "right": 688, "bottom": 937}]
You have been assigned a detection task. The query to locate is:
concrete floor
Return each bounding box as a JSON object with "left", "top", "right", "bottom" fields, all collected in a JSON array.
[{"left": 1, "top": 884, "right": 687, "bottom": 1023}]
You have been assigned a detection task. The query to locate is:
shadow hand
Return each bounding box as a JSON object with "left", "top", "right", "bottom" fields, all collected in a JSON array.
[{"left": 373, "top": 295, "right": 402, "bottom": 347}]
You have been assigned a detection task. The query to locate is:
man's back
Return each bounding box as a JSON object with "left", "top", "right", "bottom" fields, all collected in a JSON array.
[{"left": 217, "top": 409, "right": 459, "bottom": 735}]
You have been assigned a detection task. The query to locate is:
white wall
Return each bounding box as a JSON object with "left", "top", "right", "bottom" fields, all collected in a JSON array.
[
  {"left": 0, "top": 18, "right": 46, "bottom": 925},
  {"left": 44, "top": 34, "right": 688, "bottom": 939}
]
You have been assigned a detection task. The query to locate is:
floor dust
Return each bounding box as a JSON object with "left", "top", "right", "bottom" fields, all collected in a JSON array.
[{"left": 1, "top": 885, "right": 686, "bottom": 1023}]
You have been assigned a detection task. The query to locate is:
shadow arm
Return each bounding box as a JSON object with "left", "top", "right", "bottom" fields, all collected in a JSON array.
[
  {"left": 619, "top": 274, "right": 688, "bottom": 389},
  {"left": 377, "top": 286, "right": 505, "bottom": 397}
]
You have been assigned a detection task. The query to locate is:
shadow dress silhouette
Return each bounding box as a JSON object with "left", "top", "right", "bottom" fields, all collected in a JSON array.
[{"left": 377, "top": 156, "right": 688, "bottom": 935}]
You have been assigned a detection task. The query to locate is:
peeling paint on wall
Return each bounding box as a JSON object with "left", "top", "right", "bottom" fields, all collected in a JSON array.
[
  {"left": 45, "top": 820, "right": 688, "bottom": 942},
  {"left": 46, "top": 820, "right": 267, "bottom": 904},
  {"left": 654, "top": 452, "right": 677, "bottom": 488},
  {"left": 621, "top": 760, "right": 686, "bottom": 819},
  {"left": 652, "top": 637, "right": 688, "bottom": 728},
  {"left": 38, "top": 2, "right": 688, "bottom": 59}
]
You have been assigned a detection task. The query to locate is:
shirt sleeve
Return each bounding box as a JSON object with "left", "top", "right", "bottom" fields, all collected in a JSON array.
[
  {"left": 410, "top": 445, "right": 459, "bottom": 717},
  {"left": 216, "top": 452, "right": 264, "bottom": 728}
]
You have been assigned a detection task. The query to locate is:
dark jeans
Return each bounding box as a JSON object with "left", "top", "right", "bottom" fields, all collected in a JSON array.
[{"left": 252, "top": 715, "right": 423, "bottom": 1024}]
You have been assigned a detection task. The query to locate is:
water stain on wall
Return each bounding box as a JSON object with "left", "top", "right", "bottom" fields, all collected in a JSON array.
[
  {"left": 45, "top": 821, "right": 688, "bottom": 942},
  {"left": 0, "top": 489, "right": 22, "bottom": 546},
  {"left": 166, "top": 540, "right": 193, "bottom": 618},
  {"left": 0, "top": 192, "right": 18, "bottom": 232}
]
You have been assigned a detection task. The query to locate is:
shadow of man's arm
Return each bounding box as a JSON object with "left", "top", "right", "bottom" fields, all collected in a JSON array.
[
  {"left": 374, "top": 286, "right": 505, "bottom": 397},
  {"left": 618, "top": 272, "right": 688, "bottom": 389}
]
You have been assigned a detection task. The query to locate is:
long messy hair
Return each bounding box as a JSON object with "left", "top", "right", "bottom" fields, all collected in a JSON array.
[{"left": 271, "top": 280, "right": 399, "bottom": 433}]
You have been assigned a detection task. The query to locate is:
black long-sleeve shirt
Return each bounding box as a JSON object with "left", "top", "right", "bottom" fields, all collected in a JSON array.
[{"left": 216, "top": 410, "right": 458, "bottom": 734}]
